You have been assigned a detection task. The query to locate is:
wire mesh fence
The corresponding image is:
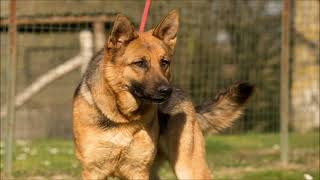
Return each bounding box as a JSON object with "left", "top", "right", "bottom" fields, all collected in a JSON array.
[{"left": 0, "top": 0, "right": 319, "bottom": 179}]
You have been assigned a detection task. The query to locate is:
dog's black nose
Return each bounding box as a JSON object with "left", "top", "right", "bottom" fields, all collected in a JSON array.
[{"left": 157, "top": 85, "right": 173, "bottom": 96}]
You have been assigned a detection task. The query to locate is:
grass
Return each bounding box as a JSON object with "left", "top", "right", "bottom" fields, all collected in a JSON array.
[
  {"left": 205, "top": 132, "right": 319, "bottom": 180},
  {"left": 0, "top": 132, "right": 319, "bottom": 180}
]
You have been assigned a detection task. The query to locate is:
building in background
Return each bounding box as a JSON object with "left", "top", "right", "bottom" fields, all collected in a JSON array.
[{"left": 291, "top": 0, "right": 319, "bottom": 132}]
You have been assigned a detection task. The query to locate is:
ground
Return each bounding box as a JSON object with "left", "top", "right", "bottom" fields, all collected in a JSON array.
[{"left": 0, "top": 132, "right": 319, "bottom": 180}]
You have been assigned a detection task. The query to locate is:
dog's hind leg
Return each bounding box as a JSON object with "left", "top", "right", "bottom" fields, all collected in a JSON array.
[
  {"left": 158, "top": 89, "right": 211, "bottom": 179},
  {"left": 82, "top": 168, "right": 109, "bottom": 180},
  {"left": 167, "top": 112, "right": 211, "bottom": 180},
  {"left": 159, "top": 106, "right": 211, "bottom": 179}
]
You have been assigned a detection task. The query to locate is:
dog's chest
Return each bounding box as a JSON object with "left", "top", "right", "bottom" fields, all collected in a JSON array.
[{"left": 83, "top": 120, "right": 159, "bottom": 174}]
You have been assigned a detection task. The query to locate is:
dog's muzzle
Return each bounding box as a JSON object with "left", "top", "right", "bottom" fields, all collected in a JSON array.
[
  {"left": 151, "top": 85, "right": 173, "bottom": 103},
  {"left": 129, "top": 81, "right": 172, "bottom": 104}
]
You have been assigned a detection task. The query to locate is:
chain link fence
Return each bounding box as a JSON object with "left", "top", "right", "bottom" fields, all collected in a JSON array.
[{"left": 0, "top": 0, "right": 319, "bottom": 179}]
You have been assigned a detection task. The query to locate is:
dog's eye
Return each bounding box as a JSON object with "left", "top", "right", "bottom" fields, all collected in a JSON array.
[
  {"left": 160, "top": 59, "right": 170, "bottom": 69},
  {"left": 133, "top": 60, "right": 147, "bottom": 68}
]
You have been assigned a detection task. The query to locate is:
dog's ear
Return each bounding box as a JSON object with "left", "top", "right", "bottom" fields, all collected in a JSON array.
[
  {"left": 107, "top": 14, "right": 137, "bottom": 49},
  {"left": 153, "top": 10, "right": 179, "bottom": 49}
]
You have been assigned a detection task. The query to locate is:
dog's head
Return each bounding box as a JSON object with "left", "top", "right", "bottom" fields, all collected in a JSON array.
[{"left": 104, "top": 10, "right": 179, "bottom": 104}]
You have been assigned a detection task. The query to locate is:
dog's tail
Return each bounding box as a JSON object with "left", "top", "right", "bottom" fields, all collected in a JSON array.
[{"left": 195, "top": 82, "right": 255, "bottom": 134}]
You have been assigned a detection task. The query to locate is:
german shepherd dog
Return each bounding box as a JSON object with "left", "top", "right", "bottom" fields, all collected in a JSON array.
[{"left": 73, "top": 10, "right": 254, "bottom": 179}]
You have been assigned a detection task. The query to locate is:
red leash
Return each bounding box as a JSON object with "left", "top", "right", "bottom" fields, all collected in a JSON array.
[{"left": 139, "top": 0, "right": 151, "bottom": 32}]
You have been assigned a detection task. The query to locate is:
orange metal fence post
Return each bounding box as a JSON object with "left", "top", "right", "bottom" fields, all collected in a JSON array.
[
  {"left": 4, "top": 0, "right": 17, "bottom": 177},
  {"left": 280, "top": 0, "right": 291, "bottom": 166}
]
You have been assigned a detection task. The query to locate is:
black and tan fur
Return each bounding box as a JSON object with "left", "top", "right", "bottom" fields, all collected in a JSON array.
[{"left": 73, "top": 10, "right": 254, "bottom": 180}]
